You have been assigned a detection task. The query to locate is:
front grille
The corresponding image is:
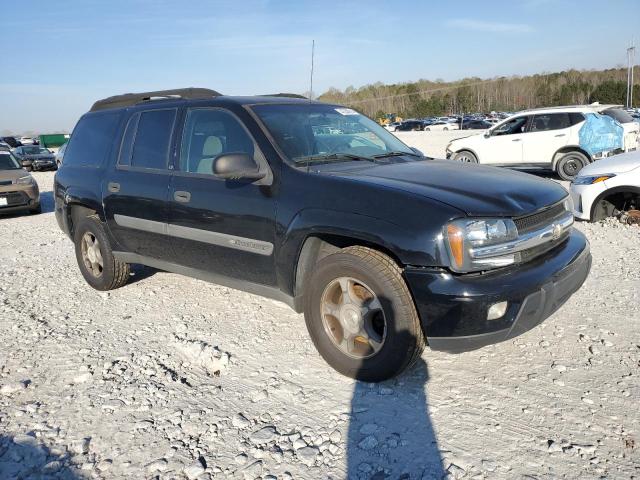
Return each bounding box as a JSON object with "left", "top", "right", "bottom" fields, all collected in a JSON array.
[
  {"left": 514, "top": 202, "right": 566, "bottom": 234},
  {"left": 0, "top": 191, "right": 29, "bottom": 207}
]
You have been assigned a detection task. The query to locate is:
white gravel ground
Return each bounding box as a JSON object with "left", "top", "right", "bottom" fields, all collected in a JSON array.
[{"left": 0, "top": 171, "right": 638, "bottom": 479}]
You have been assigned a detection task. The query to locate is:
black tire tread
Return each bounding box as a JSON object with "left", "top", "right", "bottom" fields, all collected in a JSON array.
[{"left": 338, "top": 245, "right": 426, "bottom": 373}]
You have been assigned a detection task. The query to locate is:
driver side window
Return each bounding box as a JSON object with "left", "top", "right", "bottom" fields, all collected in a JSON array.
[
  {"left": 179, "top": 109, "right": 256, "bottom": 175},
  {"left": 493, "top": 116, "right": 530, "bottom": 136}
]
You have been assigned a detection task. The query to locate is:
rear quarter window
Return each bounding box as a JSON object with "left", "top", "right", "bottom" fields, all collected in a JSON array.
[{"left": 64, "top": 112, "right": 121, "bottom": 167}]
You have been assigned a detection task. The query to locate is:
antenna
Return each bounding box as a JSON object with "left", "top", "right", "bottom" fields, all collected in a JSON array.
[
  {"left": 309, "top": 40, "right": 315, "bottom": 101},
  {"left": 627, "top": 38, "right": 636, "bottom": 108}
]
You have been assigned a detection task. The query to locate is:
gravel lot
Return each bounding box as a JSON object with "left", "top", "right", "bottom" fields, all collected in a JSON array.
[{"left": 0, "top": 171, "right": 638, "bottom": 479}]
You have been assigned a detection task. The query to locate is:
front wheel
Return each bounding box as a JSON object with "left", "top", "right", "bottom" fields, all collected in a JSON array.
[
  {"left": 452, "top": 150, "right": 478, "bottom": 163},
  {"left": 73, "top": 215, "right": 130, "bottom": 291},
  {"left": 304, "top": 246, "right": 425, "bottom": 382},
  {"left": 556, "top": 151, "right": 587, "bottom": 181},
  {"left": 425, "top": 128, "right": 431, "bottom": 132}
]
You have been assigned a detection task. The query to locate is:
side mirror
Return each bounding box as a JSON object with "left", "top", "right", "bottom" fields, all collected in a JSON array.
[
  {"left": 483, "top": 131, "right": 491, "bottom": 138},
  {"left": 212, "top": 153, "right": 265, "bottom": 181}
]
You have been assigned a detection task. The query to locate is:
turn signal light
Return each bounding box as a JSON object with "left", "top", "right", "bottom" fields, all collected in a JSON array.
[{"left": 447, "top": 224, "right": 464, "bottom": 269}]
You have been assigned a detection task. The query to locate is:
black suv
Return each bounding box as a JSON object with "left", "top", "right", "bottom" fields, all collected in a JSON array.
[{"left": 55, "top": 88, "right": 591, "bottom": 381}]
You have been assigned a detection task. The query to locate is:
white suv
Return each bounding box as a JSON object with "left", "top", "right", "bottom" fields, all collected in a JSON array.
[{"left": 446, "top": 105, "right": 639, "bottom": 181}]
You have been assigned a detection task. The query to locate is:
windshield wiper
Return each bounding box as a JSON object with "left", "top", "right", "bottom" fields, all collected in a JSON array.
[
  {"left": 294, "top": 153, "right": 375, "bottom": 165},
  {"left": 371, "top": 150, "right": 422, "bottom": 159}
]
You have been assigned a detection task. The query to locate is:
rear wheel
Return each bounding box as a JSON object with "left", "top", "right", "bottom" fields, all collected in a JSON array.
[
  {"left": 556, "top": 151, "right": 587, "bottom": 181},
  {"left": 304, "top": 246, "right": 425, "bottom": 382},
  {"left": 452, "top": 150, "right": 478, "bottom": 163},
  {"left": 73, "top": 215, "right": 130, "bottom": 291},
  {"left": 425, "top": 128, "right": 431, "bottom": 132}
]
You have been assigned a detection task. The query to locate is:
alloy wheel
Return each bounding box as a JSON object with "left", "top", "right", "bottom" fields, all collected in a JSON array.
[
  {"left": 320, "top": 277, "right": 387, "bottom": 359},
  {"left": 81, "top": 232, "right": 104, "bottom": 277}
]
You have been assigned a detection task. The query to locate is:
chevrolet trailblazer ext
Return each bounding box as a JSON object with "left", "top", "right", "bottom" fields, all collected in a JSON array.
[{"left": 54, "top": 88, "right": 591, "bottom": 381}]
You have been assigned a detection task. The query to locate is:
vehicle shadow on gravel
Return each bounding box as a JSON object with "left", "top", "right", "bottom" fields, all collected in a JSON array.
[
  {"left": 0, "top": 434, "right": 82, "bottom": 479},
  {"left": 347, "top": 334, "right": 444, "bottom": 479},
  {"left": 127, "top": 264, "right": 158, "bottom": 285}
]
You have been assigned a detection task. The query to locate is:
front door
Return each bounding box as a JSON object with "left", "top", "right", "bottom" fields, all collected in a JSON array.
[
  {"left": 103, "top": 107, "right": 178, "bottom": 259},
  {"left": 482, "top": 115, "right": 530, "bottom": 165},
  {"left": 167, "top": 107, "right": 278, "bottom": 286}
]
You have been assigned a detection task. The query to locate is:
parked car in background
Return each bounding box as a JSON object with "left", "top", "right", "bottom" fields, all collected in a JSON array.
[
  {"left": 395, "top": 120, "right": 425, "bottom": 131},
  {"left": 424, "top": 121, "right": 459, "bottom": 131},
  {"left": 384, "top": 122, "right": 401, "bottom": 131},
  {"left": 598, "top": 106, "right": 640, "bottom": 149},
  {"left": 55, "top": 142, "right": 68, "bottom": 166},
  {"left": 570, "top": 149, "right": 640, "bottom": 222},
  {"left": 0, "top": 149, "right": 40, "bottom": 215},
  {"left": 12, "top": 145, "right": 57, "bottom": 171},
  {"left": 461, "top": 120, "right": 492, "bottom": 130},
  {"left": 55, "top": 88, "right": 591, "bottom": 381},
  {"left": 446, "top": 106, "right": 640, "bottom": 181},
  {"left": 1, "top": 136, "right": 22, "bottom": 148},
  {"left": 19, "top": 136, "right": 35, "bottom": 145}
]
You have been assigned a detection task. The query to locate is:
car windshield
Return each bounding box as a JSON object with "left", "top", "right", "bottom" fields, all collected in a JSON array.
[
  {"left": 0, "top": 152, "right": 21, "bottom": 170},
  {"left": 23, "top": 146, "right": 48, "bottom": 155},
  {"left": 251, "top": 103, "right": 417, "bottom": 164}
]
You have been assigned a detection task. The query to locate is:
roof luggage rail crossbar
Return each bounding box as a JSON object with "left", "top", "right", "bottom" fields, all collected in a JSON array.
[{"left": 90, "top": 87, "right": 222, "bottom": 112}]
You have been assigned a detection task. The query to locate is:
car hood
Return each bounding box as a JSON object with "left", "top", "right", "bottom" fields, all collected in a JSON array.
[
  {"left": 0, "top": 169, "right": 29, "bottom": 182},
  {"left": 322, "top": 159, "right": 568, "bottom": 217},
  {"left": 580, "top": 150, "right": 640, "bottom": 175}
]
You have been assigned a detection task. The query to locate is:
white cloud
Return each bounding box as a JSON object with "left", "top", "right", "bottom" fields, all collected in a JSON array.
[{"left": 446, "top": 18, "right": 534, "bottom": 33}]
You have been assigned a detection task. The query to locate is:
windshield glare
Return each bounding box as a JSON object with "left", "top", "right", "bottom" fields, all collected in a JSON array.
[
  {"left": 23, "top": 146, "right": 48, "bottom": 155},
  {"left": 0, "top": 152, "right": 21, "bottom": 170},
  {"left": 251, "top": 104, "right": 416, "bottom": 163}
]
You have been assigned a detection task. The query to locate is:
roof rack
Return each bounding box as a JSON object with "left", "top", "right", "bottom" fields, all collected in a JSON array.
[
  {"left": 90, "top": 87, "right": 222, "bottom": 112},
  {"left": 262, "top": 93, "right": 308, "bottom": 99}
]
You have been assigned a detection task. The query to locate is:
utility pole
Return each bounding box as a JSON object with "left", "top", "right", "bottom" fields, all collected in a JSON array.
[
  {"left": 309, "top": 40, "right": 315, "bottom": 101},
  {"left": 627, "top": 40, "right": 635, "bottom": 108}
]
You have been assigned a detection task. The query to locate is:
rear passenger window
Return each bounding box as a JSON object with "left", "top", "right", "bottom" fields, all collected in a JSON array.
[
  {"left": 569, "top": 112, "right": 585, "bottom": 126},
  {"left": 130, "top": 109, "right": 176, "bottom": 169},
  {"left": 530, "top": 113, "right": 571, "bottom": 132},
  {"left": 64, "top": 112, "right": 121, "bottom": 167},
  {"left": 179, "top": 109, "right": 256, "bottom": 175}
]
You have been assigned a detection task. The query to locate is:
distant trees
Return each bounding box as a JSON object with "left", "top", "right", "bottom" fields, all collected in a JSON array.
[{"left": 318, "top": 67, "right": 638, "bottom": 119}]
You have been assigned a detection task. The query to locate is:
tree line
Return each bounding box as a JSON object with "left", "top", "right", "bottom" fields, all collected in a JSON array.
[{"left": 318, "top": 67, "right": 639, "bottom": 119}]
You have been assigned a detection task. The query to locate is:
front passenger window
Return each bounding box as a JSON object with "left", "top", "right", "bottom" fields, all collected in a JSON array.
[
  {"left": 492, "top": 116, "right": 528, "bottom": 136},
  {"left": 180, "top": 109, "right": 256, "bottom": 175}
]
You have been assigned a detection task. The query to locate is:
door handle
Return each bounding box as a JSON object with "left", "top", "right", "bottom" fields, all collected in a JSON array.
[
  {"left": 554, "top": 134, "right": 566, "bottom": 137},
  {"left": 511, "top": 138, "right": 522, "bottom": 142},
  {"left": 174, "top": 191, "right": 191, "bottom": 203},
  {"left": 107, "top": 182, "right": 120, "bottom": 193}
]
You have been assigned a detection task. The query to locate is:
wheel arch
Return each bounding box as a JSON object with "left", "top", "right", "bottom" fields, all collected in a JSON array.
[
  {"left": 589, "top": 185, "right": 640, "bottom": 221},
  {"left": 551, "top": 146, "right": 592, "bottom": 171},
  {"left": 452, "top": 147, "right": 480, "bottom": 162}
]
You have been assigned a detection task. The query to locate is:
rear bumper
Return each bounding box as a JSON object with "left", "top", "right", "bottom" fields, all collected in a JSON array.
[{"left": 404, "top": 230, "right": 591, "bottom": 353}]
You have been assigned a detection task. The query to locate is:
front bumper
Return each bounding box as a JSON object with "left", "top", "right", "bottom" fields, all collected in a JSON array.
[
  {"left": 0, "top": 183, "right": 40, "bottom": 214},
  {"left": 569, "top": 182, "right": 607, "bottom": 221},
  {"left": 404, "top": 230, "right": 591, "bottom": 353}
]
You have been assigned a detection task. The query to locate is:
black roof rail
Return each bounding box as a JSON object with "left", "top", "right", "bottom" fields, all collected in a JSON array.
[
  {"left": 89, "top": 87, "right": 222, "bottom": 112},
  {"left": 262, "top": 93, "right": 308, "bottom": 99}
]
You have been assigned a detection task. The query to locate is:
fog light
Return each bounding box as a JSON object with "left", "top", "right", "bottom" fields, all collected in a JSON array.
[{"left": 487, "top": 301, "right": 508, "bottom": 320}]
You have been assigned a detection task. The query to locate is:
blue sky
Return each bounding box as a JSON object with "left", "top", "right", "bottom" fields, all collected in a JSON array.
[{"left": 1, "top": 0, "right": 638, "bottom": 133}]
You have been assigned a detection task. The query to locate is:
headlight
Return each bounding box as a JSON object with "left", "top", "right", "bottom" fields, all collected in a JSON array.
[
  {"left": 16, "top": 175, "right": 34, "bottom": 185},
  {"left": 563, "top": 196, "right": 574, "bottom": 212},
  {"left": 445, "top": 218, "right": 518, "bottom": 272},
  {"left": 572, "top": 174, "right": 616, "bottom": 185}
]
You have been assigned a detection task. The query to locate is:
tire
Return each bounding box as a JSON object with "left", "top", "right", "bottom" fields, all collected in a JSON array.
[
  {"left": 556, "top": 151, "right": 587, "bottom": 181},
  {"left": 452, "top": 150, "right": 478, "bottom": 163},
  {"left": 443, "top": 127, "right": 448, "bottom": 131},
  {"left": 304, "top": 246, "right": 425, "bottom": 382},
  {"left": 73, "top": 215, "right": 130, "bottom": 291},
  {"left": 425, "top": 128, "right": 430, "bottom": 132}
]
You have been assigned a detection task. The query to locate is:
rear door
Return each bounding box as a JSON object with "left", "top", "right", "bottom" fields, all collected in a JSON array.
[
  {"left": 522, "top": 112, "right": 571, "bottom": 165},
  {"left": 167, "top": 107, "right": 278, "bottom": 286},
  {"left": 103, "top": 107, "right": 178, "bottom": 259}
]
